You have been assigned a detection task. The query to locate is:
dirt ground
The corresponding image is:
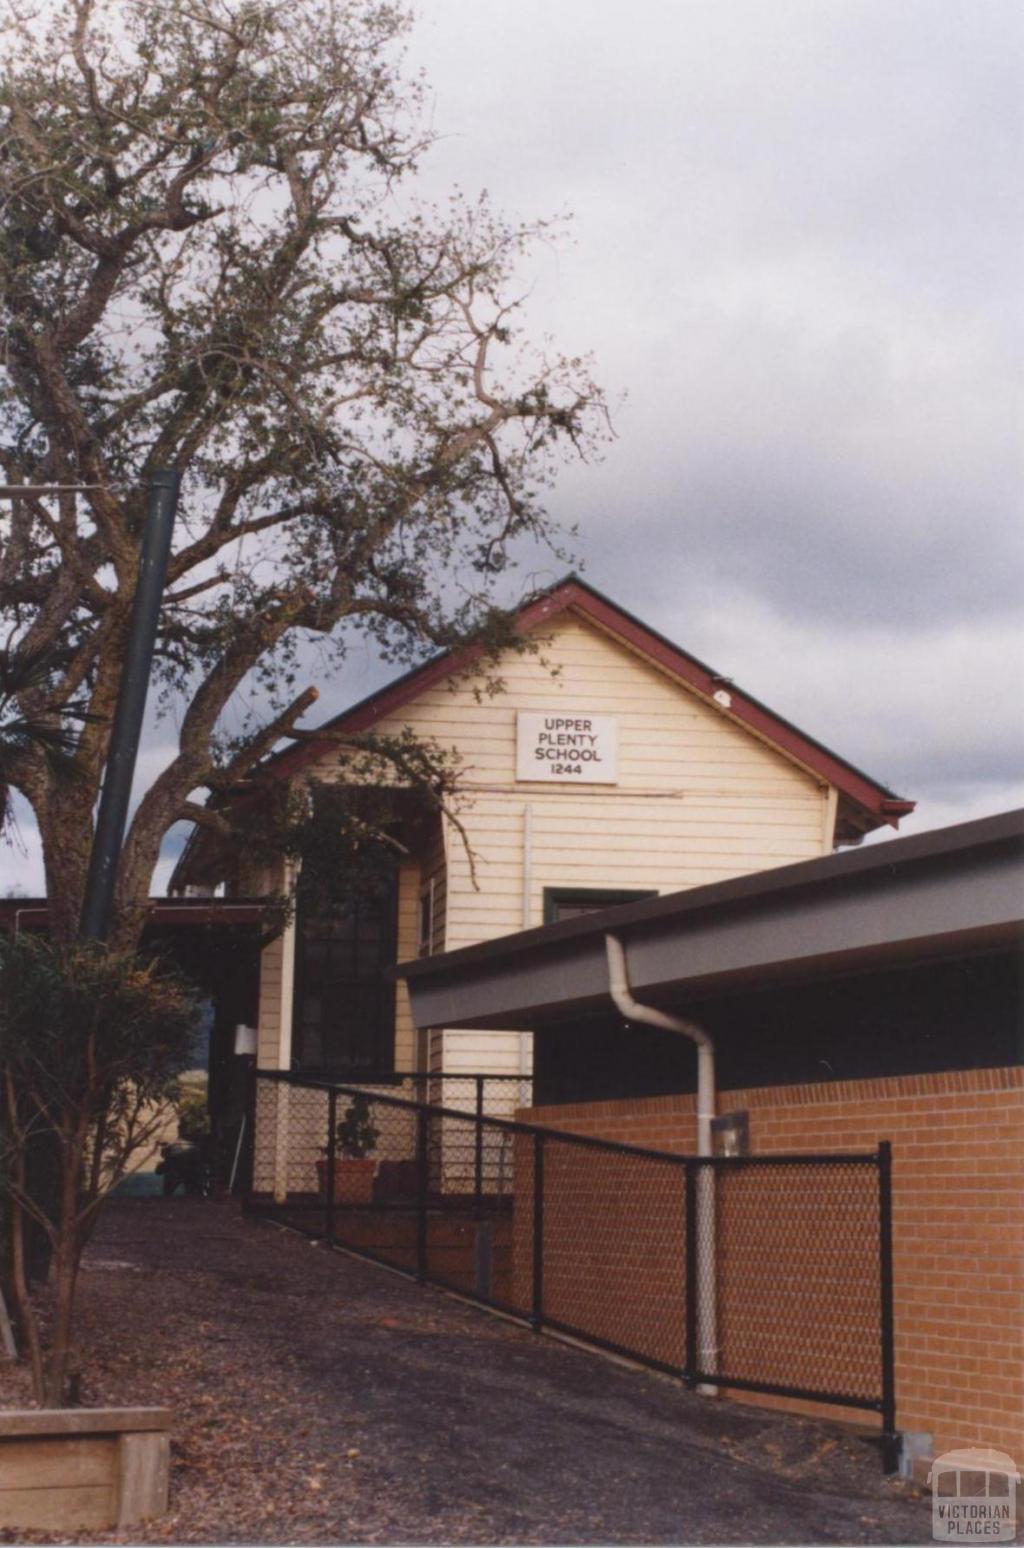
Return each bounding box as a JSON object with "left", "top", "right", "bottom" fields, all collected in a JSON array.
[{"left": 0, "top": 1199, "right": 933, "bottom": 1546}]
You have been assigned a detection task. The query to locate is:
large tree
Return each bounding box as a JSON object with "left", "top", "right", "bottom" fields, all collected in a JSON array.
[{"left": 0, "top": 0, "right": 605, "bottom": 946}]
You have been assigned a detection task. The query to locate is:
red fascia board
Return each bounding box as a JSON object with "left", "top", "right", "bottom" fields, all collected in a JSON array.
[
  {"left": 250, "top": 577, "right": 911, "bottom": 825},
  {"left": 559, "top": 584, "right": 910, "bottom": 823},
  {"left": 259, "top": 585, "right": 583, "bottom": 785}
]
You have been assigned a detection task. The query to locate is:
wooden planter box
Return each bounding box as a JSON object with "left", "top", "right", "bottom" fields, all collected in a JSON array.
[
  {"left": 316, "top": 1156, "right": 376, "bottom": 1203},
  {"left": 0, "top": 1407, "right": 171, "bottom": 1531}
]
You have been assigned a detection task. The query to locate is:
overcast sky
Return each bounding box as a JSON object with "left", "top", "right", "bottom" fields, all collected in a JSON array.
[
  {"left": 5, "top": 0, "right": 1022, "bottom": 893},
  {"left": 408, "top": 0, "right": 1024, "bottom": 831}
]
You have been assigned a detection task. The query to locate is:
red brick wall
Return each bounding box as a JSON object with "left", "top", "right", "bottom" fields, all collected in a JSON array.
[{"left": 518, "top": 1067, "right": 1024, "bottom": 1462}]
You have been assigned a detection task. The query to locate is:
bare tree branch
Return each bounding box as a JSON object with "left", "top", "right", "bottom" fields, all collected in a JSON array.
[{"left": 0, "top": 0, "right": 607, "bottom": 948}]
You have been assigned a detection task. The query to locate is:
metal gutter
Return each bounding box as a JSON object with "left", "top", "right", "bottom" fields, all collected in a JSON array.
[
  {"left": 400, "top": 809, "right": 1024, "bottom": 986},
  {"left": 396, "top": 810, "right": 1024, "bottom": 1032}
]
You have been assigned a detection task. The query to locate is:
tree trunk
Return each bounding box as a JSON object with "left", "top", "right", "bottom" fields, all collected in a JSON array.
[
  {"left": 42, "top": 1139, "right": 87, "bottom": 1408},
  {"left": 43, "top": 1241, "right": 79, "bottom": 1408},
  {"left": 8, "top": 1199, "right": 44, "bottom": 1404},
  {"left": 38, "top": 791, "right": 95, "bottom": 949},
  {"left": 35, "top": 791, "right": 155, "bottom": 955}
]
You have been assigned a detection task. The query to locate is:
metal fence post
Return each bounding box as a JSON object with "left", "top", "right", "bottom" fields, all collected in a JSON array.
[
  {"left": 878, "top": 1141, "right": 898, "bottom": 1472},
  {"left": 240, "top": 1064, "right": 258, "bottom": 1206},
  {"left": 474, "top": 1075, "right": 485, "bottom": 1215},
  {"left": 474, "top": 1220, "right": 494, "bottom": 1300},
  {"left": 325, "top": 1089, "right": 337, "bottom": 1245},
  {"left": 416, "top": 1104, "right": 429, "bottom": 1282},
  {"left": 530, "top": 1132, "right": 545, "bottom": 1331},
  {"left": 684, "top": 1159, "right": 698, "bottom": 1387}
]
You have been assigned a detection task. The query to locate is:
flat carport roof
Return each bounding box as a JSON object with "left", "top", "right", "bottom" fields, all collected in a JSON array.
[
  {"left": 397, "top": 809, "right": 1024, "bottom": 1031},
  {"left": 0, "top": 897, "right": 269, "bottom": 933}
]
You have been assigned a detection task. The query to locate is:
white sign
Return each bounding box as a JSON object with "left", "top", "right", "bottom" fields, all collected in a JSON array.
[{"left": 516, "top": 712, "right": 619, "bottom": 784}]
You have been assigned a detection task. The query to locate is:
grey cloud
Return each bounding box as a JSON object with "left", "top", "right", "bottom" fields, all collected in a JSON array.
[
  {"left": 5, "top": 0, "right": 1021, "bottom": 896},
  {"left": 414, "top": 0, "right": 1024, "bottom": 828}
]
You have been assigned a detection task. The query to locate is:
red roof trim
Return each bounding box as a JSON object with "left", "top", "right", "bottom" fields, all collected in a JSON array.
[
  {"left": 261, "top": 586, "right": 583, "bottom": 785},
  {"left": 255, "top": 577, "right": 913, "bottom": 828},
  {"left": 558, "top": 584, "right": 910, "bottom": 824}
]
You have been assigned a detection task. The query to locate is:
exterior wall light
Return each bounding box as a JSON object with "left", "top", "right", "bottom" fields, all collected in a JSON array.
[{"left": 711, "top": 1109, "right": 750, "bottom": 1157}]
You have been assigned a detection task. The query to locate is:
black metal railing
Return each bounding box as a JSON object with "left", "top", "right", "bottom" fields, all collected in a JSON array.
[{"left": 244, "top": 1070, "right": 896, "bottom": 1471}]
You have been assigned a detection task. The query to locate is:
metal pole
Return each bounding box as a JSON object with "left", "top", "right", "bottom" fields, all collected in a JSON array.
[
  {"left": 80, "top": 468, "right": 180, "bottom": 941},
  {"left": 684, "top": 1160, "right": 698, "bottom": 1387},
  {"left": 326, "top": 1089, "right": 338, "bottom": 1245},
  {"left": 531, "top": 1132, "right": 545, "bottom": 1332},
  {"left": 227, "top": 1114, "right": 246, "bottom": 1196},
  {"left": 416, "top": 1104, "right": 429, "bottom": 1282},
  {"left": 878, "top": 1141, "right": 899, "bottom": 1472},
  {"left": 241, "top": 1064, "right": 258, "bottom": 1206},
  {"left": 474, "top": 1075, "right": 485, "bottom": 1215},
  {"left": 473, "top": 1220, "right": 494, "bottom": 1300}
]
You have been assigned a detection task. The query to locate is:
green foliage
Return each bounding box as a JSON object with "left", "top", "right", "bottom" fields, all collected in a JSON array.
[
  {"left": 0, "top": 934, "right": 200, "bottom": 1402},
  {"left": 293, "top": 731, "right": 470, "bottom": 911},
  {"left": 329, "top": 1094, "right": 380, "bottom": 1160},
  {"left": 218, "top": 726, "right": 478, "bottom": 927},
  {"left": 171, "top": 1078, "right": 210, "bottom": 1140},
  {"left": 0, "top": 645, "right": 99, "bottom": 838},
  {"left": 0, "top": 935, "right": 199, "bottom": 1130}
]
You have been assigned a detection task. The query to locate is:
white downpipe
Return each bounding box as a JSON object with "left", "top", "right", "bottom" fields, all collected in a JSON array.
[
  {"left": 604, "top": 933, "right": 718, "bottom": 1392},
  {"left": 518, "top": 805, "right": 534, "bottom": 1083}
]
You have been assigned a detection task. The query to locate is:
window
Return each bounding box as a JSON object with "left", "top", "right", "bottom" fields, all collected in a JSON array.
[
  {"left": 543, "top": 887, "right": 656, "bottom": 925},
  {"left": 292, "top": 872, "right": 398, "bottom": 1078}
]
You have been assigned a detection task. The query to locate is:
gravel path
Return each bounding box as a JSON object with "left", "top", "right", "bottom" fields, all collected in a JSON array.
[{"left": 0, "top": 1199, "right": 931, "bottom": 1544}]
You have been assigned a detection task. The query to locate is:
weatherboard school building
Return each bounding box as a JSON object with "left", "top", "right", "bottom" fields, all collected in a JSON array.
[
  {"left": 174, "top": 575, "right": 914, "bottom": 1091},
  {"left": 175, "top": 575, "right": 1024, "bottom": 1467}
]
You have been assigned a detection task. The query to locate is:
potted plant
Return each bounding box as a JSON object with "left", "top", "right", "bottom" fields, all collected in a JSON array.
[{"left": 317, "top": 1094, "right": 380, "bottom": 1203}]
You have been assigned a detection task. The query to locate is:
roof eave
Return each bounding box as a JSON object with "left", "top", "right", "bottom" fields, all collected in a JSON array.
[{"left": 398, "top": 808, "right": 1024, "bottom": 1031}]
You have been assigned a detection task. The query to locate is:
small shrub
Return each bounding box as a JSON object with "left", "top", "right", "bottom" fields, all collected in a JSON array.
[
  {"left": 172, "top": 1079, "right": 210, "bottom": 1140},
  {"left": 0, "top": 935, "right": 198, "bottom": 1405}
]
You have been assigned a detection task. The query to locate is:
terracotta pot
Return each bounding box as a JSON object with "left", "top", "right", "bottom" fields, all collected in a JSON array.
[{"left": 316, "top": 1156, "right": 375, "bottom": 1204}]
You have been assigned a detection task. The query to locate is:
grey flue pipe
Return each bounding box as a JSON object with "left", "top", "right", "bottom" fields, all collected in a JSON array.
[
  {"left": 80, "top": 469, "right": 181, "bottom": 942},
  {"left": 604, "top": 933, "right": 719, "bottom": 1389}
]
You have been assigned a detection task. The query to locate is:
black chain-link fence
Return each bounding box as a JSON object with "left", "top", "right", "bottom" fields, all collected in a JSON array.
[{"left": 245, "top": 1072, "right": 895, "bottom": 1469}]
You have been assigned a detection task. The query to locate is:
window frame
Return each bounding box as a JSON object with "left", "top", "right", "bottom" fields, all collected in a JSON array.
[
  {"left": 542, "top": 887, "right": 657, "bottom": 925},
  {"left": 290, "top": 877, "right": 400, "bottom": 1082}
]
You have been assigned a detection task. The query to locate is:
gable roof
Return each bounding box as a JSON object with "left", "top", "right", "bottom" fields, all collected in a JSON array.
[{"left": 251, "top": 574, "right": 913, "bottom": 841}]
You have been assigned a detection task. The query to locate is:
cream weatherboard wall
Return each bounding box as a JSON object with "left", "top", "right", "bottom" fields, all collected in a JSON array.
[{"left": 258, "top": 610, "right": 836, "bottom": 1085}]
